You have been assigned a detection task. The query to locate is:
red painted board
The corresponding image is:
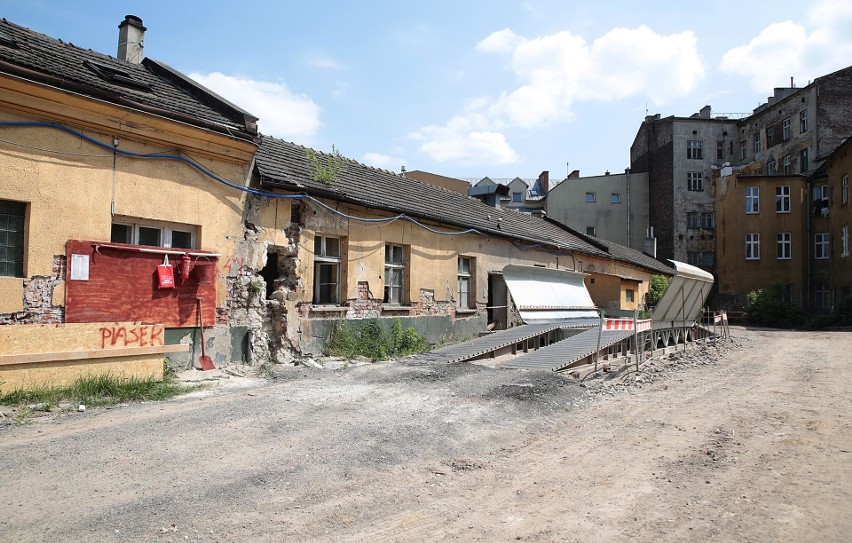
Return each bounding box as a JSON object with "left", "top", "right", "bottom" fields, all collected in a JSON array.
[{"left": 65, "top": 240, "right": 217, "bottom": 328}]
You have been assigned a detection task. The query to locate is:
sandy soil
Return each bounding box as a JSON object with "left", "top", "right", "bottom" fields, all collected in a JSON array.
[{"left": 0, "top": 327, "right": 850, "bottom": 542}]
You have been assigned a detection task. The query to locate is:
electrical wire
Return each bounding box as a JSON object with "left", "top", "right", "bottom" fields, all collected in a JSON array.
[{"left": 0, "top": 121, "right": 485, "bottom": 238}]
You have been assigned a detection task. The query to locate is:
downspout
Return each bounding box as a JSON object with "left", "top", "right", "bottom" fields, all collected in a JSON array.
[
  {"left": 805, "top": 178, "right": 812, "bottom": 311},
  {"left": 625, "top": 167, "right": 631, "bottom": 248}
]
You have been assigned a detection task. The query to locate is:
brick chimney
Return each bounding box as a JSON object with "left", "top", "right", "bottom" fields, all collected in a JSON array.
[
  {"left": 567, "top": 169, "right": 580, "bottom": 179},
  {"left": 537, "top": 170, "right": 549, "bottom": 193},
  {"left": 117, "top": 15, "right": 146, "bottom": 64}
]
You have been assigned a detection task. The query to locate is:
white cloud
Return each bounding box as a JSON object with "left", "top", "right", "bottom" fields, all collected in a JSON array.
[
  {"left": 362, "top": 152, "right": 407, "bottom": 171},
  {"left": 189, "top": 72, "right": 322, "bottom": 141},
  {"left": 720, "top": 0, "right": 852, "bottom": 90},
  {"left": 413, "top": 25, "right": 702, "bottom": 165},
  {"left": 409, "top": 114, "right": 519, "bottom": 165},
  {"left": 476, "top": 28, "right": 522, "bottom": 54}
]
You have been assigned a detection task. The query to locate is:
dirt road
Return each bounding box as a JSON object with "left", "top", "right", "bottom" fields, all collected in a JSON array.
[{"left": 1, "top": 328, "right": 850, "bottom": 542}]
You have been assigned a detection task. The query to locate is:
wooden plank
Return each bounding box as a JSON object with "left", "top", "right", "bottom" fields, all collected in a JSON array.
[
  {"left": 0, "top": 344, "right": 188, "bottom": 366},
  {"left": 0, "top": 322, "right": 167, "bottom": 355}
]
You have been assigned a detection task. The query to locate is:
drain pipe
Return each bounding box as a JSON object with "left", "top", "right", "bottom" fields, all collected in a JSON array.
[{"left": 625, "top": 167, "right": 631, "bottom": 247}]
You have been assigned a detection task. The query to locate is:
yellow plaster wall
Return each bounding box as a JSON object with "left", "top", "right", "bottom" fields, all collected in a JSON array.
[
  {"left": 0, "top": 103, "right": 253, "bottom": 309},
  {"left": 0, "top": 277, "right": 24, "bottom": 313},
  {"left": 272, "top": 198, "right": 656, "bottom": 309}
]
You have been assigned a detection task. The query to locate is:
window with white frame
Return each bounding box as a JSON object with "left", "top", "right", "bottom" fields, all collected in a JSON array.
[
  {"left": 457, "top": 256, "right": 473, "bottom": 309},
  {"left": 754, "top": 134, "right": 761, "bottom": 157},
  {"left": 782, "top": 118, "right": 791, "bottom": 141},
  {"left": 586, "top": 226, "right": 596, "bottom": 236},
  {"left": 740, "top": 140, "right": 747, "bottom": 160},
  {"left": 745, "top": 186, "right": 759, "bottom": 214},
  {"left": 776, "top": 186, "right": 791, "bottom": 213},
  {"left": 585, "top": 192, "right": 596, "bottom": 203},
  {"left": 777, "top": 232, "right": 792, "bottom": 260},
  {"left": 313, "top": 235, "right": 342, "bottom": 304},
  {"left": 384, "top": 244, "right": 406, "bottom": 304},
  {"left": 746, "top": 233, "right": 760, "bottom": 260},
  {"left": 813, "top": 185, "right": 829, "bottom": 215},
  {"left": 687, "top": 140, "right": 702, "bottom": 159},
  {"left": 701, "top": 212, "right": 715, "bottom": 229},
  {"left": 625, "top": 289, "right": 635, "bottom": 303},
  {"left": 687, "top": 171, "right": 703, "bottom": 192},
  {"left": 799, "top": 110, "right": 808, "bottom": 133},
  {"left": 814, "top": 233, "right": 830, "bottom": 259},
  {"left": 783, "top": 155, "right": 791, "bottom": 174},
  {"left": 687, "top": 212, "right": 699, "bottom": 229},
  {"left": 842, "top": 175, "right": 848, "bottom": 205},
  {"left": 842, "top": 225, "right": 849, "bottom": 257},
  {"left": 111, "top": 218, "right": 196, "bottom": 249},
  {"left": 0, "top": 199, "right": 26, "bottom": 277},
  {"left": 767, "top": 159, "right": 777, "bottom": 175}
]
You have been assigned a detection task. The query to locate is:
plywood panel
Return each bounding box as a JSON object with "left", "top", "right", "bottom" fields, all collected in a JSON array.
[
  {"left": 64, "top": 241, "right": 216, "bottom": 328},
  {"left": 0, "top": 354, "right": 164, "bottom": 393},
  {"left": 0, "top": 322, "right": 166, "bottom": 355}
]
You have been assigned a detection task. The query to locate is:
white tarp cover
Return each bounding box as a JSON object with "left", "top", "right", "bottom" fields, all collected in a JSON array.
[
  {"left": 501, "top": 264, "right": 599, "bottom": 326},
  {"left": 650, "top": 260, "right": 715, "bottom": 326}
]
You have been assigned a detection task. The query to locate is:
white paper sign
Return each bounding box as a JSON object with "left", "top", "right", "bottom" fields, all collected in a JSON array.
[{"left": 70, "top": 254, "right": 89, "bottom": 281}]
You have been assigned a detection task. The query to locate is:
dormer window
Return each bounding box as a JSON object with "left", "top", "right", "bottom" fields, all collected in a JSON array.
[{"left": 83, "top": 60, "right": 152, "bottom": 91}]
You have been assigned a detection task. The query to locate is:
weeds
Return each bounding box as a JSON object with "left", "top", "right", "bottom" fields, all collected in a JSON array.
[
  {"left": 0, "top": 373, "right": 194, "bottom": 410},
  {"left": 326, "top": 319, "right": 430, "bottom": 361}
]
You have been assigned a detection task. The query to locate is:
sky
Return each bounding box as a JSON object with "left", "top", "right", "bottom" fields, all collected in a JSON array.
[{"left": 3, "top": 0, "right": 852, "bottom": 181}]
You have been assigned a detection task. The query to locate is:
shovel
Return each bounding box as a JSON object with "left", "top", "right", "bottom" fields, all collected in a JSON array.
[{"left": 196, "top": 297, "right": 215, "bottom": 371}]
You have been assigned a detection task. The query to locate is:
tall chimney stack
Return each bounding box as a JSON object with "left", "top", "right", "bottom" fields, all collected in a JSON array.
[{"left": 118, "top": 15, "right": 146, "bottom": 64}]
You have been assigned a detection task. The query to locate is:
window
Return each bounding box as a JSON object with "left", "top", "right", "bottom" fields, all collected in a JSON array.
[
  {"left": 767, "top": 159, "right": 777, "bottom": 175},
  {"left": 701, "top": 252, "right": 715, "bottom": 269},
  {"left": 766, "top": 126, "right": 775, "bottom": 148},
  {"left": 585, "top": 192, "right": 596, "bottom": 203},
  {"left": 799, "top": 148, "right": 809, "bottom": 172},
  {"left": 777, "top": 232, "right": 792, "bottom": 259},
  {"left": 746, "top": 233, "right": 760, "bottom": 260},
  {"left": 687, "top": 252, "right": 701, "bottom": 267},
  {"left": 813, "top": 186, "right": 829, "bottom": 216},
  {"left": 782, "top": 118, "right": 791, "bottom": 141},
  {"left": 716, "top": 140, "right": 724, "bottom": 160},
  {"left": 745, "top": 186, "right": 760, "bottom": 214},
  {"left": 814, "top": 284, "right": 831, "bottom": 310},
  {"left": 687, "top": 212, "right": 699, "bottom": 228},
  {"left": 754, "top": 134, "right": 761, "bottom": 157},
  {"left": 511, "top": 192, "right": 523, "bottom": 203},
  {"left": 776, "top": 186, "right": 791, "bottom": 213},
  {"left": 842, "top": 226, "right": 849, "bottom": 257},
  {"left": 687, "top": 140, "right": 702, "bottom": 159},
  {"left": 814, "top": 233, "right": 829, "bottom": 259},
  {"left": 457, "top": 256, "right": 473, "bottom": 309},
  {"left": 111, "top": 218, "right": 196, "bottom": 249},
  {"left": 625, "top": 289, "right": 634, "bottom": 303},
  {"left": 313, "top": 235, "right": 341, "bottom": 304},
  {"left": 0, "top": 199, "right": 26, "bottom": 277},
  {"left": 781, "top": 284, "right": 794, "bottom": 305},
  {"left": 610, "top": 193, "right": 621, "bottom": 204},
  {"left": 783, "top": 155, "right": 791, "bottom": 175},
  {"left": 740, "top": 140, "right": 747, "bottom": 160},
  {"left": 799, "top": 110, "right": 808, "bottom": 133},
  {"left": 843, "top": 175, "right": 849, "bottom": 205},
  {"left": 701, "top": 212, "right": 715, "bottom": 229},
  {"left": 586, "top": 226, "right": 596, "bottom": 236},
  {"left": 384, "top": 244, "right": 406, "bottom": 304},
  {"left": 687, "top": 171, "right": 703, "bottom": 192}
]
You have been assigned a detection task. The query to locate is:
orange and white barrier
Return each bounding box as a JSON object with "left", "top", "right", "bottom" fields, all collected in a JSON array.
[{"left": 602, "top": 318, "right": 652, "bottom": 331}]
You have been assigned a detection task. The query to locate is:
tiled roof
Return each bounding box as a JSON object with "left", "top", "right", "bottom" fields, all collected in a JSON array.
[
  {"left": 0, "top": 18, "right": 256, "bottom": 138},
  {"left": 256, "top": 137, "right": 675, "bottom": 277}
]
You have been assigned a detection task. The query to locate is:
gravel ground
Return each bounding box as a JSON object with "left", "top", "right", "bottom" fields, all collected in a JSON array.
[{"left": 1, "top": 327, "right": 849, "bottom": 542}]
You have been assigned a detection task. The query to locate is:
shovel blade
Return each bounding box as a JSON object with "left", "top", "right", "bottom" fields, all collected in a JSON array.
[{"left": 199, "top": 355, "right": 215, "bottom": 371}]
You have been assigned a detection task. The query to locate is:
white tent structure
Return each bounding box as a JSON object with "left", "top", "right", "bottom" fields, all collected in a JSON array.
[
  {"left": 501, "top": 265, "right": 599, "bottom": 327},
  {"left": 650, "top": 260, "right": 715, "bottom": 328}
]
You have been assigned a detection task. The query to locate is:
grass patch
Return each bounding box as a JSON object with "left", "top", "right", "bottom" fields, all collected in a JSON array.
[
  {"left": 0, "top": 373, "right": 194, "bottom": 410},
  {"left": 327, "top": 319, "right": 430, "bottom": 361}
]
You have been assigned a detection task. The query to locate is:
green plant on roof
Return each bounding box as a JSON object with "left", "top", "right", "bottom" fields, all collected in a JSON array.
[{"left": 306, "top": 145, "right": 347, "bottom": 185}]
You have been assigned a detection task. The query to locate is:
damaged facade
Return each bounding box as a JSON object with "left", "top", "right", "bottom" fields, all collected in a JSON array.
[{"left": 0, "top": 16, "right": 673, "bottom": 369}]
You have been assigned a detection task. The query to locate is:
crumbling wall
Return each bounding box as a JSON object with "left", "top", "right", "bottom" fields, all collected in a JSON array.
[{"left": 0, "top": 255, "right": 65, "bottom": 325}]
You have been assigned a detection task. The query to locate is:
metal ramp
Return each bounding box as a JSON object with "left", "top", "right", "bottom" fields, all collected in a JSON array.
[
  {"left": 501, "top": 327, "right": 635, "bottom": 371},
  {"left": 411, "top": 323, "right": 560, "bottom": 364}
]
